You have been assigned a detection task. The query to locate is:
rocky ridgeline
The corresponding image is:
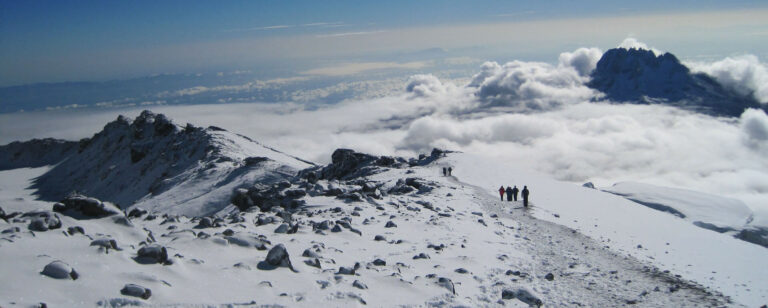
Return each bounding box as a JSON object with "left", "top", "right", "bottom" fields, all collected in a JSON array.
[
  {"left": 31, "top": 111, "right": 214, "bottom": 205},
  {"left": 0, "top": 138, "right": 79, "bottom": 171},
  {"left": 0, "top": 110, "right": 313, "bottom": 217},
  {"left": 231, "top": 148, "right": 447, "bottom": 213}
]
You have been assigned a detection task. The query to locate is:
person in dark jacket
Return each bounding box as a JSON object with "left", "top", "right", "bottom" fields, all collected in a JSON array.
[
  {"left": 447, "top": 167, "right": 452, "bottom": 176},
  {"left": 442, "top": 167, "right": 447, "bottom": 176},
  {"left": 498, "top": 186, "right": 505, "bottom": 201},
  {"left": 522, "top": 186, "right": 530, "bottom": 207},
  {"left": 511, "top": 186, "right": 519, "bottom": 201},
  {"left": 505, "top": 186, "right": 513, "bottom": 201}
]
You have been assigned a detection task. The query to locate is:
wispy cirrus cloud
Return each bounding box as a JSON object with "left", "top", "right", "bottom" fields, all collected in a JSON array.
[
  {"left": 315, "top": 30, "right": 386, "bottom": 38},
  {"left": 494, "top": 10, "right": 535, "bottom": 17},
  {"left": 223, "top": 22, "right": 345, "bottom": 32}
]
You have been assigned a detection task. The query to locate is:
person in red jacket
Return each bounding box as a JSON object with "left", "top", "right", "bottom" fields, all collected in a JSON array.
[{"left": 498, "top": 186, "right": 505, "bottom": 201}]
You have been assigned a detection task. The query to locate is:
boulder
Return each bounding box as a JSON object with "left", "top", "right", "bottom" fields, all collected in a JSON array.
[
  {"left": 41, "top": 261, "right": 78, "bottom": 280},
  {"left": 321, "top": 149, "right": 378, "bottom": 180},
  {"left": 25, "top": 211, "right": 62, "bottom": 232},
  {"left": 304, "top": 258, "right": 321, "bottom": 268},
  {"left": 264, "top": 244, "right": 295, "bottom": 271},
  {"left": 233, "top": 182, "right": 307, "bottom": 212},
  {"left": 135, "top": 244, "right": 170, "bottom": 264},
  {"left": 224, "top": 235, "right": 268, "bottom": 250},
  {"left": 2, "top": 226, "right": 20, "bottom": 234},
  {"left": 66, "top": 226, "right": 84, "bottom": 235},
  {"left": 90, "top": 238, "right": 120, "bottom": 251},
  {"left": 120, "top": 284, "right": 152, "bottom": 300},
  {"left": 352, "top": 280, "right": 368, "bottom": 290},
  {"left": 196, "top": 217, "right": 215, "bottom": 228},
  {"left": 502, "top": 287, "right": 543, "bottom": 307},
  {"left": 302, "top": 249, "right": 320, "bottom": 258},
  {"left": 385, "top": 221, "right": 397, "bottom": 228},
  {"left": 274, "top": 223, "right": 290, "bottom": 234},
  {"left": 244, "top": 156, "right": 270, "bottom": 166},
  {"left": 436, "top": 277, "right": 455, "bottom": 294},
  {"left": 53, "top": 194, "right": 120, "bottom": 218},
  {"left": 127, "top": 208, "right": 148, "bottom": 218}
]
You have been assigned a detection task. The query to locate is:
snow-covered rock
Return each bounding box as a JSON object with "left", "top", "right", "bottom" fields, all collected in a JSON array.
[
  {"left": 25, "top": 110, "right": 313, "bottom": 216},
  {"left": 41, "top": 261, "right": 78, "bottom": 280},
  {"left": 53, "top": 194, "right": 120, "bottom": 218},
  {"left": 24, "top": 211, "right": 62, "bottom": 231},
  {"left": 120, "top": 284, "right": 151, "bottom": 300},
  {"left": 263, "top": 243, "right": 296, "bottom": 271}
]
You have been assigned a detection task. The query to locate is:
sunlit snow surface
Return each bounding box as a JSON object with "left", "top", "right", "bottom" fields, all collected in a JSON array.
[
  {"left": 449, "top": 153, "right": 768, "bottom": 306},
  {"left": 1, "top": 152, "right": 766, "bottom": 306}
]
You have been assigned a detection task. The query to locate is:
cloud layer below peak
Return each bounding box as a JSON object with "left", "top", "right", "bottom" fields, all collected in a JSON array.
[{"left": 3, "top": 42, "right": 768, "bottom": 226}]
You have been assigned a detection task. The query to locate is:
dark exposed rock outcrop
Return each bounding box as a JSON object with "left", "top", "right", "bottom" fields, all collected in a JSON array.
[{"left": 588, "top": 47, "right": 763, "bottom": 117}]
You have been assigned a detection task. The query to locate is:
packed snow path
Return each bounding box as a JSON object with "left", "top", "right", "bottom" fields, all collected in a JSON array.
[{"left": 453, "top": 176, "right": 731, "bottom": 307}]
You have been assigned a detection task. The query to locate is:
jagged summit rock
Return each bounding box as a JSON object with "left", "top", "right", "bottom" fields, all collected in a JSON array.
[
  {"left": 588, "top": 47, "right": 763, "bottom": 117},
  {"left": 18, "top": 110, "right": 313, "bottom": 217}
]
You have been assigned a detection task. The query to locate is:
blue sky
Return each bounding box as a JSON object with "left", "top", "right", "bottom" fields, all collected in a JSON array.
[{"left": 2, "top": 0, "right": 768, "bottom": 86}]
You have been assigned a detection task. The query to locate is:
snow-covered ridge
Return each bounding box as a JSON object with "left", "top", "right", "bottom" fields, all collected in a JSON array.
[
  {"left": 603, "top": 182, "right": 768, "bottom": 248},
  {"left": 0, "top": 138, "right": 78, "bottom": 170},
  {"left": 588, "top": 47, "right": 764, "bottom": 117},
  {"left": 11, "top": 110, "right": 314, "bottom": 216}
]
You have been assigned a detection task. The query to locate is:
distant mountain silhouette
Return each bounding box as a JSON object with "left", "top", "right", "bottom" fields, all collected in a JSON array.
[{"left": 588, "top": 48, "right": 764, "bottom": 117}]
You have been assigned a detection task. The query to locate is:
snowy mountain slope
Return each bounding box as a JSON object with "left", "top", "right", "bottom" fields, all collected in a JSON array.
[
  {"left": 602, "top": 182, "right": 768, "bottom": 248},
  {"left": 28, "top": 110, "right": 313, "bottom": 216},
  {"left": 0, "top": 138, "right": 78, "bottom": 170},
  {"left": 447, "top": 153, "right": 768, "bottom": 307},
  {"left": 588, "top": 47, "right": 764, "bottom": 117},
  {"left": 0, "top": 150, "right": 734, "bottom": 307}
]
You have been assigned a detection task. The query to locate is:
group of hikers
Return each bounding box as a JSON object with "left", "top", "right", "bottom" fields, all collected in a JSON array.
[
  {"left": 438, "top": 165, "right": 529, "bottom": 207},
  {"left": 442, "top": 167, "right": 453, "bottom": 176},
  {"left": 499, "top": 185, "right": 530, "bottom": 207}
]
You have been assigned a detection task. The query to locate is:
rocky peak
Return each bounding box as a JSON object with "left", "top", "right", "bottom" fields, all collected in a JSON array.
[
  {"left": 588, "top": 48, "right": 763, "bottom": 117},
  {"left": 27, "top": 110, "right": 311, "bottom": 216}
]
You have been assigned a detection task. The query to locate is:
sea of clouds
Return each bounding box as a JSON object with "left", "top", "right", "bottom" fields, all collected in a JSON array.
[{"left": 2, "top": 39, "right": 768, "bottom": 225}]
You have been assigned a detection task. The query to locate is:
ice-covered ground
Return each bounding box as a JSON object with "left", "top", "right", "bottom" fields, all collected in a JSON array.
[
  {"left": 2, "top": 151, "right": 763, "bottom": 306},
  {"left": 603, "top": 182, "right": 756, "bottom": 232},
  {"left": 448, "top": 153, "right": 768, "bottom": 306}
]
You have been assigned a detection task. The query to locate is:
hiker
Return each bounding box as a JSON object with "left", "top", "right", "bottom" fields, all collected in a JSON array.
[
  {"left": 442, "top": 167, "right": 447, "bottom": 176},
  {"left": 498, "top": 186, "right": 505, "bottom": 201},
  {"left": 505, "top": 186, "right": 513, "bottom": 201},
  {"left": 511, "top": 185, "right": 519, "bottom": 201},
  {"left": 448, "top": 167, "right": 452, "bottom": 176},
  {"left": 522, "top": 186, "right": 530, "bottom": 207}
]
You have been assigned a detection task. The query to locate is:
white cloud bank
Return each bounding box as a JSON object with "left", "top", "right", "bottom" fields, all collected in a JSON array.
[
  {"left": 687, "top": 55, "right": 768, "bottom": 104},
  {"left": 3, "top": 43, "right": 768, "bottom": 225}
]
